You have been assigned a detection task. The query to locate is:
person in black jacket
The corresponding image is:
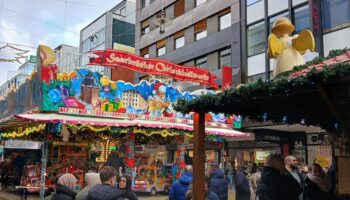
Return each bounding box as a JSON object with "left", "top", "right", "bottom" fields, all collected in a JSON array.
[
  {"left": 284, "top": 155, "right": 304, "bottom": 200},
  {"left": 86, "top": 166, "right": 124, "bottom": 200},
  {"left": 304, "top": 163, "right": 332, "bottom": 200},
  {"left": 235, "top": 165, "right": 251, "bottom": 200},
  {"left": 105, "top": 151, "right": 125, "bottom": 175},
  {"left": 256, "top": 154, "right": 302, "bottom": 200},
  {"left": 52, "top": 173, "right": 77, "bottom": 200},
  {"left": 117, "top": 175, "right": 138, "bottom": 200}
]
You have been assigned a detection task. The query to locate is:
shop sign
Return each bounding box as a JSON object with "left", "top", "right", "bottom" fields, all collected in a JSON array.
[
  {"left": 89, "top": 50, "right": 218, "bottom": 88},
  {"left": 29, "top": 55, "right": 38, "bottom": 63},
  {"left": 262, "top": 135, "right": 281, "bottom": 142},
  {"left": 4, "top": 140, "right": 41, "bottom": 149}
]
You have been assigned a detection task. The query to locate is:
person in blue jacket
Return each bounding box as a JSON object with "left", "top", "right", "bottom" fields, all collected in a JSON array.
[
  {"left": 209, "top": 165, "right": 228, "bottom": 200},
  {"left": 169, "top": 165, "right": 193, "bottom": 200}
]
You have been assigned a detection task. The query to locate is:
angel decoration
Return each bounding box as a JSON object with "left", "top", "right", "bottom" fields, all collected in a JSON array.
[{"left": 268, "top": 17, "right": 315, "bottom": 78}]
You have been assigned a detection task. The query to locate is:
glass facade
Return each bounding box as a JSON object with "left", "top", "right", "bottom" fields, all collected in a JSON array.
[
  {"left": 322, "top": 0, "right": 350, "bottom": 31},
  {"left": 82, "top": 28, "right": 106, "bottom": 53},
  {"left": 112, "top": 19, "right": 135, "bottom": 47},
  {"left": 248, "top": 21, "right": 266, "bottom": 56},
  {"left": 247, "top": 0, "right": 261, "bottom": 6},
  {"left": 219, "top": 49, "right": 231, "bottom": 69},
  {"left": 294, "top": 5, "right": 310, "bottom": 33},
  {"left": 219, "top": 13, "right": 231, "bottom": 30}
]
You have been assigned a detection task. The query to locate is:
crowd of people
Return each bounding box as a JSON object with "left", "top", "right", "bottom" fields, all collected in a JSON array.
[
  {"left": 0, "top": 152, "right": 26, "bottom": 186},
  {"left": 231, "top": 154, "right": 339, "bottom": 200},
  {"left": 45, "top": 166, "right": 138, "bottom": 200}
]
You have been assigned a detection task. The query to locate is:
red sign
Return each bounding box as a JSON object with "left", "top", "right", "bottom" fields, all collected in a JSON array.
[
  {"left": 222, "top": 66, "right": 232, "bottom": 90},
  {"left": 89, "top": 50, "right": 218, "bottom": 88}
]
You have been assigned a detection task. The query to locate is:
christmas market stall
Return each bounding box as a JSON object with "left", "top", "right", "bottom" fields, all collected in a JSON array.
[{"left": 0, "top": 45, "right": 250, "bottom": 198}]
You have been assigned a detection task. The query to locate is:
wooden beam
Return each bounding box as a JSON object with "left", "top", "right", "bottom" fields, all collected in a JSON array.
[
  {"left": 317, "top": 85, "right": 350, "bottom": 134},
  {"left": 193, "top": 112, "right": 205, "bottom": 200}
]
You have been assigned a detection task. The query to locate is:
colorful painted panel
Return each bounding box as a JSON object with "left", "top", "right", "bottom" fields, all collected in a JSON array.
[{"left": 41, "top": 69, "right": 241, "bottom": 126}]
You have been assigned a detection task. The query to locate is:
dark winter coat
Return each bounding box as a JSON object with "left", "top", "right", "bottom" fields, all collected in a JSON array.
[
  {"left": 235, "top": 171, "right": 250, "bottom": 200},
  {"left": 304, "top": 177, "right": 332, "bottom": 200},
  {"left": 52, "top": 184, "right": 76, "bottom": 200},
  {"left": 256, "top": 167, "right": 302, "bottom": 200},
  {"left": 118, "top": 176, "right": 138, "bottom": 200},
  {"left": 206, "top": 191, "right": 220, "bottom": 200},
  {"left": 105, "top": 154, "right": 125, "bottom": 173},
  {"left": 284, "top": 169, "right": 304, "bottom": 200},
  {"left": 86, "top": 183, "right": 124, "bottom": 200},
  {"left": 169, "top": 172, "right": 193, "bottom": 200},
  {"left": 209, "top": 170, "right": 228, "bottom": 200}
]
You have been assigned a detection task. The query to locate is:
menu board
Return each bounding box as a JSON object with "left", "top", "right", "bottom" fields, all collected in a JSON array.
[{"left": 338, "top": 157, "right": 350, "bottom": 195}]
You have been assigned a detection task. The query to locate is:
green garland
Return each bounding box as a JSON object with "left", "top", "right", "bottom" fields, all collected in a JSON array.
[{"left": 174, "top": 50, "right": 350, "bottom": 133}]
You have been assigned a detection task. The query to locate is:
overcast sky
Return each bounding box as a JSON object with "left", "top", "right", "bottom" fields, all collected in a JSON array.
[{"left": 0, "top": 0, "right": 121, "bottom": 85}]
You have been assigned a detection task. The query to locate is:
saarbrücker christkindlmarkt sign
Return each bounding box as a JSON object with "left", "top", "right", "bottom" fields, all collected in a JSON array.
[{"left": 89, "top": 49, "right": 218, "bottom": 88}]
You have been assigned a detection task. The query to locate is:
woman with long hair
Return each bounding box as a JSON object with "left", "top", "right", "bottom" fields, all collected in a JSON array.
[
  {"left": 304, "top": 163, "right": 332, "bottom": 200},
  {"left": 117, "top": 175, "right": 138, "bottom": 200}
]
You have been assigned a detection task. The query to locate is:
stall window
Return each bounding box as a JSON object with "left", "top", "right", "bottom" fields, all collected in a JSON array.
[
  {"left": 141, "top": 47, "right": 149, "bottom": 58},
  {"left": 174, "top": 30, "right": 185, "bottom": 49},
  {"left": 194, "top": 19, "right": 207, "bottom": 41},
  {"left": 174, "top": 0, "right": 185, "bottom": 18},
  {"left": 219, "top": 48, "right": 231, "bottom": 69},
  {"left": 294, "top": 5, "right": 310, "bottom": 33},
  {"left": 142, "top": 0, "right": 150, "bottom": 8},
  {"left": 322, "top": 0, "right": 350, "bottom": 31},
  {"left": 141, "top": 20, "right": 150, "bottom": 36},
  {"left": 156, "top": 39, "right": 166, "bottom": 56},
  {"left": 247, "top": 21, "right": 266, "bottom": 56},
  {"left": 196, "top": 0, "right": 206, "bottom": 7},
  {"left": 195, "top": 56, "right": 208, "bottom": 68},
  {"left": 219, "top": 8, "right": 231, "bottom": 31}
]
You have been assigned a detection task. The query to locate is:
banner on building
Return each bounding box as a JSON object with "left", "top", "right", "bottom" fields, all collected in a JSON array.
[
  {"left": 309, "top": 0, "right": 323, "bottom": 54},
  {"left": 222, "top": 66, "right": 232, "bottom": 90},
  {"left": 89, "top": 50, "right": 218, "bottom": 88}
]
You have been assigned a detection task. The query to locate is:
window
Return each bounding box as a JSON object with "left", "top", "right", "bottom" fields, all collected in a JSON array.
[
  {"left": 156, "top": 39, "right": 166, "bottom": 56},
  {"left": 141, "top": 20, "right": 150, "bottom": 36},
  {"left": 247, "top": 0, "right": 261, "bottom": 6},
  {"left": 195, "top": 56, "right": 208, "bottom": 68},
  {"left": 269, "top": 12, "right": 289, "bottom": 32},
  {"left": 120, "top": 7, "right": 126, "bottom": 16},
  {"left": 157, "top": 47, "right": 165, "bottom": 56},
  {"left": 175, "top": 36, "right": 185, "bottom": 49},
  {"left": 219, "top": 48, "right": 231, "bottom": 69},
  {"left": 82, "top": 29, "right": 105, "bottom": 53},
  {"left": 322, "top": 0, "right": 350, "bottom": 31},
  {"left": 142, "top": 0, "right": 150, "bottom": 8},
  {"left": 294, "top": 5, "right": 310, "bottom": 33},
  {"left": 196, "top": 0, "right": 206, "bottom": 7},
  {"left": 174, "top": 30, "right": 185, "bottom": 49},
  {"left": 174, "top": 0, "right": 185, "bottom": 18},
  {"left": 194, "top": 19, "right": 207, "bottom": 41},
  {"left": 219, "top": 10, "right": 231, "bottom": 31},
  {"left": 195, "top": 30, "right": 207, "bottom": 40},
  {"left": 248, "top": 21, "right": 266, "bottom": 56},
  {"left": 141, "top": 47, "right": 149, "bottom": 58}
]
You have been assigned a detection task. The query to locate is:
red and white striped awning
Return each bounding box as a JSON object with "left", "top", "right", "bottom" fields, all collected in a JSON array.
[{"left": 0, "top": 112, "right": 251, "bottom": 138}]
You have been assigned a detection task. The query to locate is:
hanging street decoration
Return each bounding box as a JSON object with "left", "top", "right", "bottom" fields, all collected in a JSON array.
[
  {"left": 89, "top": 49, "right": 218, "bottom": 88},
  {"left": 0, "top": 44, "right": 30, "bottom": 64}
]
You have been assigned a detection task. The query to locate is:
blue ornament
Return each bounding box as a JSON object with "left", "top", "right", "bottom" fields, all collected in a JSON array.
[
  {"left": 262, "top": 113, "right": 268, "bottom": 121},
  {"left": 282, "top": 116, "right": 288, "bottom": 123},
  {"left": 334, "top": 123, "right": 339, "bottom": 130},
  {"left": 48, "top": 88, "right": 61, "bottom": 103}
]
